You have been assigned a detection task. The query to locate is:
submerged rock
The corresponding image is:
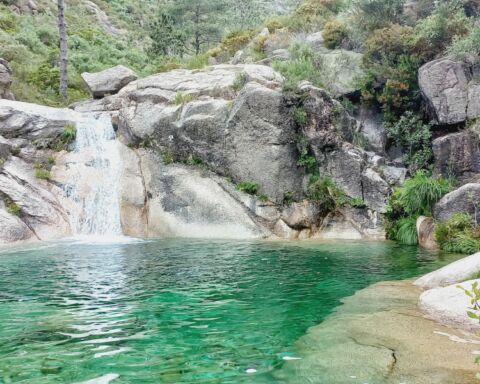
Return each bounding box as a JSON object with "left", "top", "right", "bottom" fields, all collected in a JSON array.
[{"left": 275, "top": 280, "right": 479, "bottom": 383}]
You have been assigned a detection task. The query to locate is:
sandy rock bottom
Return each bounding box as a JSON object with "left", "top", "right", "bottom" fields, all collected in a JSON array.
[{"left": 274, "top": 281, "right": 480, "bottom": 384}]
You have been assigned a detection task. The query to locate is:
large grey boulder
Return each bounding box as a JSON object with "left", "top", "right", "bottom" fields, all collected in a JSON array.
[
  {"left": 82, "top": 65, "right": 138, "bottom": 98},
  {"left": 433, "top": 130, "right": 480, "bottom": 182},
  {"left": 419, "top": 57, "right": 479, "bottom": 125},
  {"left": 434, "top": 183, "right": 480, "bottom": 222},
  {"left": 415, "top": 252, "right": 480, "bottom": 289},
  {"left": 0, "top": 59, "right": 14, "bottom": 100},
  {"left": 419, "top": 279, "right": 480, "bottom": 332},
  {"left": 316, "top": 50, "right": 364, "bottom": 97},
  {"left": 354, "top": 106, "right": 386, "bottom": 153},
  {"left": 281, "top": 201, "right": 322, "bottom": 229},
  {"left": 225, "top": 82, "right": 304, "bottom": 202}
]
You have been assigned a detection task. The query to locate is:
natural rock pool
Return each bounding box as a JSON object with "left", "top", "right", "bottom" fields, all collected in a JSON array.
[{"left": 0, "top": 239, "right": 461, "bottom": 383}]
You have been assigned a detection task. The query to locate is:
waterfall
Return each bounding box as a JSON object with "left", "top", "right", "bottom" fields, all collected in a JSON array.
[{"left": 67, "top": 114, "right": 123, "bottom": 238}]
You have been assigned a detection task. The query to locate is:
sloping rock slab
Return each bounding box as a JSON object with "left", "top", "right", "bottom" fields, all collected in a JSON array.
[{"left": 415, "top": 252, "right": 480, "bottom": 289}]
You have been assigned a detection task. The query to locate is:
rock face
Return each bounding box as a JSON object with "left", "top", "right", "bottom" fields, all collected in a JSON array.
[
  {"left": 0, "top": 59, "right": 14, "bottom": 100},
  {"left": 434, "top": 183, "right": 480, "bottom": 223},
  {"left": 419, "top": 57, "right": 479, "bottom": 125},
  {"left": 315, "top": 50, "right": 364, "bottom": 97},
  {"left": 84, "top": 0, "right": 124, "bottom": 36},
  {"left": 415, "top": 252, "right": 480, "bottom": 289},
  {"left": 0, "top": 62, "right": 398, "bottom": 244},
  {"left": 82, "top": 65, "right": 138, "bottom": 98},
  {"left": 416, "top": 216, "right": 438, "bottom": 250},
  {"left": 419, "top": 279, "right": 480, "bottom": 332},
  {"left": 433, "top": 130, "right": 480, "bottom": 183}
]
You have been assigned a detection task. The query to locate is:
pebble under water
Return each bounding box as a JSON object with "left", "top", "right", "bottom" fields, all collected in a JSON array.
[{"left": 0, "top": 239, "right": 461, "bottom": 383}]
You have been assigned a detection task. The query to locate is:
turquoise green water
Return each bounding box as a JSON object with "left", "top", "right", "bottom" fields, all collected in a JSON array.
[{"left": 0, "top": 239, "right": 460, "bottom": 383}]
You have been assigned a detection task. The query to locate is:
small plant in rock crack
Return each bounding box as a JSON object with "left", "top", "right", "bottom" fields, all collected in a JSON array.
[{"left": 236, "top": 181, "right": 259, "bottom": 195}]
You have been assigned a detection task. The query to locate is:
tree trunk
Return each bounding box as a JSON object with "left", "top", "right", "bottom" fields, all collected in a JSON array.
[{"left": 58, "top": 0, "right": 68, "bottom": 101}]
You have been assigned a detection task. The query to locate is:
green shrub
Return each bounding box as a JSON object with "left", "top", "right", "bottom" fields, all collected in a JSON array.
[
  {"left": 386, "top": 111, "right": 433, "bottom": 172},
  {"left": 436, "top": 213, "right": 480, "bottom": 254},
  {"left": 308, "top": 175, "right": 348, "bottom": 209},
  {"left": 219, "top": 29, "right": 256, "bottom": 55},
  {"left": 296, "top": 135, "right": 317, "bottom": 173},
  {"left": 293, "top": 107, "right": 308, "bottom": 127},
  {"left": 392, "top": 216, "right": 418, "bottom": 245},
  {"left": 322, "top": 19, "right": 347, "bottom": 49},
  {"left": 283, "top": 191, "right": 295, "bottom": 206},
  {"left": 273, "top": 43, "right": 324, "bottom": 89},
  {"left": 447, "top": 24, "right": 480, "bottom": 62},
  {"left": 162, "top": 149, "right": 174, "bottom": 164},
  {"left": 232, "top": 73, "right": 248, "bottom": 92},
  {"left": 34, "top": 162, "right": 51, "bottom": 180},
  {"left": 397, "top": 171, "right": 453, "bottom": 217},
  {"left": 237, "top": 181, "right": 259, "bottom": 195},
  {"left": 174, "top": 92, "right": 194, "bottom": 105},
  {"left": 4, "top": 196, "right": 21, "bottom": 217}
]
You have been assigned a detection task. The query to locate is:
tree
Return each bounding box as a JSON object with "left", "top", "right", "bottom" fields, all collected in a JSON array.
[
  {"left": 57, "top": 0, "right": 68, "bottom": 100},
  {"left": 150, "top": 0, "right": 227, "bottom": 56}
]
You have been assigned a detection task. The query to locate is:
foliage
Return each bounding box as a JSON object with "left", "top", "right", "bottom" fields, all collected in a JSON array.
[
  {"left": 386, "top": 111, "right": 433, "bottom": 172},
  {"left": 458, "top": 281, "right": 480, "bottom": 321},
  {"left": 293, "top": 107, "right": 308, "bottom": 127},
  {"left": 307, "top": 175, "right": 349, "bottom": 210},
  {"left": 283, "top": 191, "right": 295, "bottom": 206},
  {"left": 413, "top": 1, "right": 471, "bottom": 60},
  {"left": 162, "top": 149, "right": 174, "bottom": 164},
  {"left": 174, "top": 92, "right": 194, "bottom": 105},
  {"left": 219, "top": 29, "right": 256, "bottom": 54},
  {"left": 237, "top": 181, "right": 259, "bottom": 195},
  {"left": 322, "top": 19, "right": 347, "bottom": 49},
  {"left": 391, "top": 216, "right": 418, "bottom": 245},
  {"left": 447, "top": 23, "right": 480, "bottom": 63},
  {"left": 296, "top": 135, "right": 317, "bottom": 173},
  {"left": 273, "top": 43, "right": 324, "bottom": 90},
  {"left": 436, "top": 213, "right": 480, "bottom": 254},
  {"left": 50, "top": 123, "right": 77, "bottom": 151},
  {"left": 397, "top": 171, "right": 453, "bottom": 217},
  {"left": 33, "top": 162, "right": 51, "bottom": 180},
  {"left": 232, "top": 73, "right": 248, "bottom": 92},
  {"left": 386, "top": 171, "right": 453, "bottom": 244},
  {"left": 4, "top": 196, "right": 21, "bottom": 217},
  {"left": 349, "top": 0, "right": 405, "bottom": 37}
]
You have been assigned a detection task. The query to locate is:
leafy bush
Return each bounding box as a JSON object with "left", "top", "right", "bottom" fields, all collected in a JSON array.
[
  {"left": 391, "top": 216, "right": 418, "bottom": 245},
  {"left": 232, "top": 73, "right": 248, "bottom": 92},
  {"left": 435, "top": 213, "right": 480, "bottom": 254},
  {"left": 397, "top": 170, "right": 453, "bottom": 217},
  {"left": 293, "top": 107, "right": 308, "bottom": 127},
  {"left": 296, "top": 135, "right": 317, "bottom": 173},
  {"left": 219, "top": 29, "right": 256, "bottom": 54},
  {"left": 4, "top": 196, "right": 21, "bottom": 217},
  {"left": 386, "top": 111, "right": 433, "bottom": 172},
  {"left": 350, "top": 0, "right": 405, "bottom": 35},
  {"left": 447, "top": 24, "right": 480, "bottom": 63},
  {"left": 34, "top": 162, "right": 51, "bottom": 180},
  {"left": 386, "top": 171, "right": 453, "bottom": 244},
  {"left": 273, "top": 43, "right": 324, "bottom": 90},
  {"left": 237, "top": 181, "right": 259, "bottom": 195},
  {"left": 308, "top": 175, "right": 349, "bottom": 209},
  {"left": 174, "top": 92, "right": 194, "bottom": 105},
  {"left": 323, "top": 19, "right": 347, "bottom": 49}
]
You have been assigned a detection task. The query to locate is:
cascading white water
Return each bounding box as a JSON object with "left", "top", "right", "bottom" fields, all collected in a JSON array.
[{"left": 67, "top": 113, "right": 123, "bottom": 238}]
